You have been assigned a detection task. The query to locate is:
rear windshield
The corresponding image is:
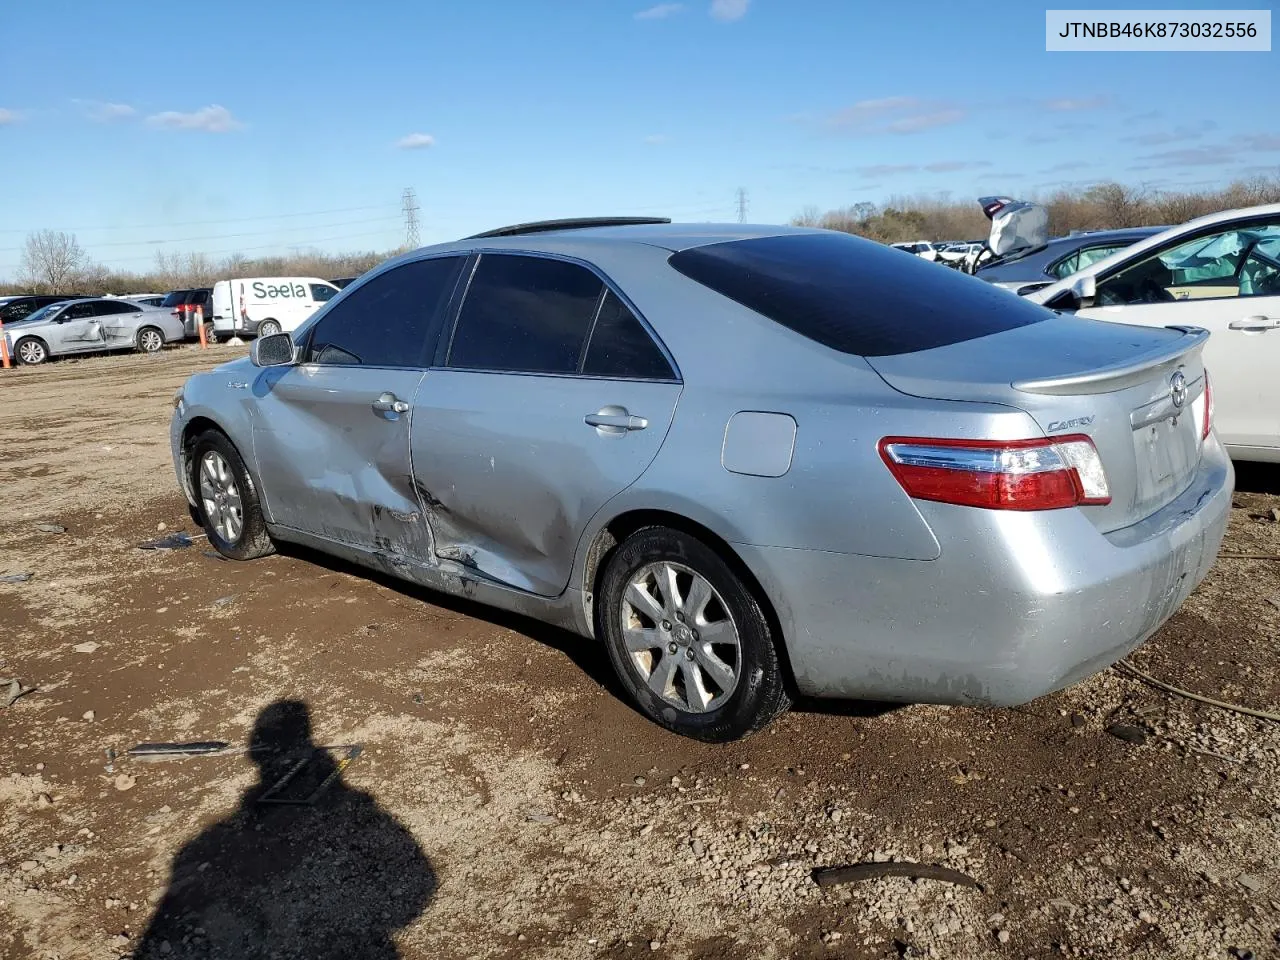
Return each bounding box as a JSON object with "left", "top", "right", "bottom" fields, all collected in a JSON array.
[
  {"left": 160, "top": 290, "right": 191, "bottom": 307},
  {"left": 668, "top": 232, "right": 1047, "bottom": 357}
]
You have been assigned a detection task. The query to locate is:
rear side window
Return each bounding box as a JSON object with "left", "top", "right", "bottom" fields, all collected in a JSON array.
[
  {"left": 311, "top": 283, "right": 338, "bottom": 303},
  {"left": 98, "top": 300, "right": 137, "bottom": 315},
  {"left": 160, "top": 291, "right": 189, "bottom": 308},
  {"left": 669, "top": 232, "right": 1047, "bottom": 357},
  {"left": 305, "top": 256, "right": 464, "bottom": 367},
  {"left": 583, "top": 290, "right": 673, "bottom": 380},
  {"left": 190, "top": 290, "right": 209, "bottom": 305},
  {"left": 448, "top": 254, "right": 603, "bottom": 374}
]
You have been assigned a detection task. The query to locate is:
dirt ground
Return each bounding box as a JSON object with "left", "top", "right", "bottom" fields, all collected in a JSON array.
[{"left": 1, "top": 347, "right": 1278, "bottom": 960}]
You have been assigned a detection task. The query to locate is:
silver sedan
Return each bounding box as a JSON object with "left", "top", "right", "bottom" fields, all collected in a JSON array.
[
  {"left": 4, "top": 297, "right": 185, "bottom": 365},
  {"left": 170, "top": 219, "right": 1232, "bottom": 741}
]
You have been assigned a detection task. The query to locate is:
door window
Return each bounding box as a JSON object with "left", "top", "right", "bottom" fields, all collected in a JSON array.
[
  {"left": 1050, "top": 243, "right": 1128, "bottom": 279},
  {"left": 582, "top": 290, "right": 674, "bottom": 380},
  {"left": 1097, "top": 222, "right": 1280, "bottom": 305},
  {"left": 98, "top": 300, "right": 139, "bottom": 315},
  {"left": 304, "top": 256, "right": 463, "bottom": 367},
  {"left": 310, "top": 283, "right": 338, "bottom": 303},
  {"left": 447, "top": 254, "right": 603, "bottom": 373},
  {"left": 60, "top": 302, "right": 97, "bottom": 320}
]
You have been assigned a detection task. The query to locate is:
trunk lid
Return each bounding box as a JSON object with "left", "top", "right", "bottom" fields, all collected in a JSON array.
[{"left": 865, "top": 315, "right": 1209, "bottom": 533}]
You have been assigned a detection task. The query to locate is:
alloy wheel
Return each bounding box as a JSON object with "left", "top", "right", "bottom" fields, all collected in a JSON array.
[{"left": 199, "top": 451, "right": 244, "bottom": 544}]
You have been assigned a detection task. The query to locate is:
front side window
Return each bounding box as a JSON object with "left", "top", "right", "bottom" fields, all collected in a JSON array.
[
  {"left": 1097, "top": 221, "right": 1280, "bottom": 305},
  {"left": 311, "top": 283, "right": 338, "bottom": 303},
  {"left": 447, "top": 254, "right": 603, "bottom": 373},
  {"left": 304, "top": 256, "right": 463, "bottom": 367}
]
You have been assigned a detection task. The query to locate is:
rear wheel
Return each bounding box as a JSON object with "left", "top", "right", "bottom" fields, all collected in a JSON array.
[
  {"left": 597, "top": 526, "right": 791, "bottom": 742},
  {"left": 202, "top": 320, "right": 217, "bottom": 344},
  {"left": 258, "top": 319, "right": 281, "bottom": 338},
  {"left": 190, "top": 430, "right": 274, "bottom": 561},
  {"left": 15, "top": 337, "right": 47, "bottom": 365},
  {"left": 136, "top": 326, "right": 164, "bottom": 354}
]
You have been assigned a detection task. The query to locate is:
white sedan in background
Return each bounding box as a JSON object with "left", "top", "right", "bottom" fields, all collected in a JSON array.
[{"left": 1029, "top": 203, "right": 1280, "bottom": 463}]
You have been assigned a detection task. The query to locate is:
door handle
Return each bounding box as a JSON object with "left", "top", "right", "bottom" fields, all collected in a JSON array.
[
  {"left": 1229, "top": 315, "right": 1280, "bottom": 331},
  {"left": 372, "top": 392, "right": 409, "bottom": 414},
  {"left": 585, "top": 408, "right": 648, "bottom": 432}
]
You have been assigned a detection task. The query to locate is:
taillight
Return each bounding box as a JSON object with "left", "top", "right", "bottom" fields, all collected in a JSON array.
[
  {"left": 879, "top": 434, "right": 1111, "bottom": 510},
  {"left": 1190, "top": 371, "right": 1213, "bottom": 442}
]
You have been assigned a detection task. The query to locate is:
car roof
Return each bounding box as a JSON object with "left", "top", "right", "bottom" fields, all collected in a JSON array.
[{"left": 419, "top": 221, "right": 821, "bottom": 258}]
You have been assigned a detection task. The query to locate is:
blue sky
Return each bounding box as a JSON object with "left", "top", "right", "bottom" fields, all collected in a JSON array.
[{"left": 0, "top": 0, "right": 1275, "bottom": 278}]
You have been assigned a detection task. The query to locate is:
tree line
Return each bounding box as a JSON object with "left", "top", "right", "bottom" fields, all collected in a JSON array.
[
  {"left": 791, "top": 175, "right": 1280, "bottom": 244},
  {"left": 7, "top": 175, "right": 1279, "bottom": 296}
]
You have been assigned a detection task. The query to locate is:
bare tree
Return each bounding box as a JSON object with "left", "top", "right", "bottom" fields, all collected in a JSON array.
[{"left": 19, "top": 230, "right": 87, "bottom": 293}]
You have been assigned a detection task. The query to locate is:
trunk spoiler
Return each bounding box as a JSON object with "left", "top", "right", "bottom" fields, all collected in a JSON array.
[{"left": 1013, "top": 326, "right": 1208, "bottom": 395}]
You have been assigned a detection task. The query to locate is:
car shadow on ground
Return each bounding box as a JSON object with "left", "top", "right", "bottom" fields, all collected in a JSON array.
[
  {"left": 1233, "top": 461, "right": 1280, "bottom": 497},
  {"left": 275, "top": 542, "right": 902, "bottom": 726},
  {"left": 132, "top": 700, "right": 435, "bottom": 960}
]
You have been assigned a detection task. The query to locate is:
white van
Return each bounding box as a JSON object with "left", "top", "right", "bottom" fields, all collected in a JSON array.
[{"left": 211, "top": 277, "right": 340, "bottom": 338}]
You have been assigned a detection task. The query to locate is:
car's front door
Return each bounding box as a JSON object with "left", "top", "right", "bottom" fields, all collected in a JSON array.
[
  {"left": 1078, "top": 216, "right": 1280, "bottom": 454},
  {"left": 411, "top": 252, "right": 682, "bottom": 596},
  {"left": 47, "top": 301, "right": 102, "bottom": 354},
  {"left": 250, "top": 256, "right": 465, "bottom": 555}
]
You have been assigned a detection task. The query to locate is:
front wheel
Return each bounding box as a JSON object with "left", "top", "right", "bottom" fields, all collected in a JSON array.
[
  {"left": 190, "top": 430, "right": 275, "bottom": 561},
  {"left": 15, "top": 337, "right": 48, "bottom": 365},
  {"left": 597, "top": 527, "right": 791, "bottom": 742},
  {"left": 136, "top": 326, "right": 164, "bottom": 354},
  {"left": 258, "top": 320, "right": 281, "bottom": 338}
]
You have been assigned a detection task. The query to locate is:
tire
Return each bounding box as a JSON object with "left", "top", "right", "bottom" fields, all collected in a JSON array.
[
  {"left": 201, "top": 321, "right": 216, "bottom": 344},
  {"left": 189, "top": 430, "right": 275, "bottom": 561},
  {"left": 258, "top": 320, "right": 281, "bottom": 338},
  {"left": 136, "top": 326, "right": 164, "bottom": 354},
  {"left": 14, "top": 337, "right": 48, "bottom": 365},
  {"left": 597, "top": 526, "right": 791, "bottom": 742}
]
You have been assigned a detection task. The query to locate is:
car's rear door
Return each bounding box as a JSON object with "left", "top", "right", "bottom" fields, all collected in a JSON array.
[
  {"left": 411, "top": 252, "right": 682, "bottom": 596},
  {"left": 250, "top": 256, "right": 466, "bottom": 555},
  {"left": 1078, "top": 215, "right": 1280, "bottom": 454},
  {"left": 98, "top": 300, "right": 142, "bottom": 345}
]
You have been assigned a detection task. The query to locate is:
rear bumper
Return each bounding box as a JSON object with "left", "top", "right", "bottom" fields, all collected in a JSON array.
[{"left": 738, "top": 436, "right": 1233, "bottom": 706}]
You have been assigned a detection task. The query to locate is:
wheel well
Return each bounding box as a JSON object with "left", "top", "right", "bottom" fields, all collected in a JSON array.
[
  {"left": 181, "top": 417, "right": 229, "bottom": 473},
  {"left": 137, "top": 324, "right": 163, "bottom": 340},
  {"left": 584, "top": 509, "right": 798, "bottom": 692}
]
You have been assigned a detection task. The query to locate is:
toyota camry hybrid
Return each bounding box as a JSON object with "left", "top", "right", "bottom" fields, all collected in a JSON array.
[{"left": 170, "top": 219, "right": 1232, "bottom": 741}]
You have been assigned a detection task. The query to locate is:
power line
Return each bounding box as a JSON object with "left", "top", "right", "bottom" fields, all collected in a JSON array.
[
  {"left": 0, "top": 216, "right": 403, "bottom": 254},
  {"left": 735, "top": 187, "right": 749, "bottom": 223},
  {"left": 402, "top": 188, "right": 421, "bottom": 248},
  {"left": 0, "top": 204, "right": 396, "bottom": 235},
  {"left": 89, "top": 228, "right": 399, "bottom": 266}
]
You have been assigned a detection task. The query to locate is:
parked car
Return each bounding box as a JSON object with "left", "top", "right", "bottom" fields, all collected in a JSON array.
[
  {"left": 211, "top": 277, "right": 340, "bottom": 339},
  {"left": 890, "top": 241, "right": 939, "bottom": 261},
  {"left": 125, "top": 293, "right": 166, "bottom": 308},
  {"left": 977, "top": 227, "right": 1166, "bottom": 293},
  {"left": 171, "top": 218, "right": 1230, "bottom": 741},
  {"left": 1028, "top": 204, "right": 1280, "bottom": 463},
  {"left": 3, "top": 297, "right": 184, "bottom": 364},
  {"left": 0, "top": 295, "right": 83, "bottom": 326},
  {"left": 329, "top": 277, "right": 359, "bottom": 290},
  {"left": 160, "top": 289, "right": 214, "bottom": 340}
]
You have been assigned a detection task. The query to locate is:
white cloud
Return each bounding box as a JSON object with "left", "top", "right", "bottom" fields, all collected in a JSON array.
[
  {"left": 395, "top": 132, "right": 436, "bottom": 150},
  {"left": 823, "top": 97, "right": 967, "bottom": 136},
  {"left": 710, "top": 0, "right": 749, "bottom": 22},
  {"left": 1042, "top": 95, "right": 1111, "bottom": 112},
  {"left": 635, "top": 3, "right": 684, "bottom": 19},
  {"left": 643, "top": 133, "right": 669, "bottom": 144},
  {"left": 0, "top": 108, "right": 20, "bottom": 125},
  {"left": 886, "top": 109, "right": 966, "bottom": 134},
  {"left": 146, "top": 105, "right": 242, "bottom": 133},
  {"left": 75, "top": 100, "right": 137, "bottom": 123}
]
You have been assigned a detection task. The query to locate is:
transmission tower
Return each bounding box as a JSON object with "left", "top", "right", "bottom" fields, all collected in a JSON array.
[
  {"left": 402, "top": 187, "right": 421, "bottom": 248},
  {"left": 735, "top": 187, "right": 748, "bottom": 223}
]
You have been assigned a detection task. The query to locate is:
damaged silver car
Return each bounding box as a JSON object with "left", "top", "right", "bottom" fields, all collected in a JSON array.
[
  {"left": 171, "top": 218, "right": 1231, "bottom": 741},
  {"left": 4, "top": 297, "right": 185, "bottom": 364}
]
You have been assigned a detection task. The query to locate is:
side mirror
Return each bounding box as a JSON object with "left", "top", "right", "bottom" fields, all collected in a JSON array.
[
  {"left": 251, "top": 332, "right": 297, "bottom": 367},
  {"left": 1070, "top": 274, "right": 1097, "bottom": 309}
]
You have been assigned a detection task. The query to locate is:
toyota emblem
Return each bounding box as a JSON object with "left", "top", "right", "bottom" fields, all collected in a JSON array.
[{"left": 1170, "top": 370, "right": 1188, "bottom": 409}]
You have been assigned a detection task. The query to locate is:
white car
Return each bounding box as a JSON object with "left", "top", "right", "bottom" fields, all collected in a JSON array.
[
  {"left": 1028, "top": 203, "right": 1280, "bottom": 463},
  {"left": 890, "top": 241, "right": 939, "bottom": 262}
]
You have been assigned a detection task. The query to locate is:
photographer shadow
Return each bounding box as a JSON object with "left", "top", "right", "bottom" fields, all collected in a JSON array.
[{"left": 133, "top": 700, "right": 434, "bottom": 960}]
